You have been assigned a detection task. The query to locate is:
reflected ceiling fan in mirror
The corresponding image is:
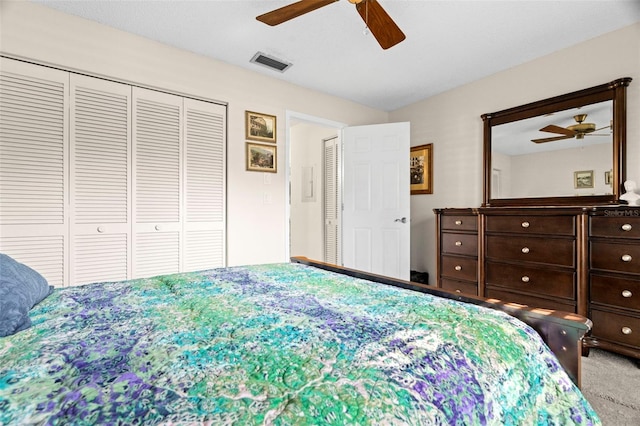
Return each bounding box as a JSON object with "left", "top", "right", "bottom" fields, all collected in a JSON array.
[
  {"left": 256, "top": 0, "right": 406, "bottom": 50},
  {"left": 531, "top": 114, "right": 611, "bottom": 144}
]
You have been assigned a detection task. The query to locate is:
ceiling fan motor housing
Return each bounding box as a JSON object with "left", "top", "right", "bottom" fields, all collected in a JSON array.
[
  {"left": 568, "top": 114, "right": 596, "bottom": 138},
  {"left": 568, "top": 123, "right": 596, "bottom": 134}
]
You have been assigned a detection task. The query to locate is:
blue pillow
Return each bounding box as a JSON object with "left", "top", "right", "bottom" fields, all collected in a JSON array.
[{"left": 0, "top": 253, "right": 54, "bottom": 337}]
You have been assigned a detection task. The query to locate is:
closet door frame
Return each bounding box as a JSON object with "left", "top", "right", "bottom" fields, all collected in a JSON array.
[{"left": 1, "top": 57, "right": 228, "bottom": 285}]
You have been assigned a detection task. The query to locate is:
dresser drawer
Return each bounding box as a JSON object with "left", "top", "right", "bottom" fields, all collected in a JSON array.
[
  {"left": 591, "top": 241, "right": 640, "bottom": 274},
  {"left": 485, "top": 288, "right": 576, "bottom": 312},
  {"left": 590, "top": 309, "right": 640, "bottom": 349},
  {"left": 442, "top": 233, "right": 477, "bottom": 256},
  {"left": 485, "top": 215, "right": 575, "bottom": 236},
  {"left": 441, "top": 255, "right": 477, "bottom": 281},
  {"left": 590, "top": 274, "right": 640, "bottom": 311},
  {"left": 441, "top": 278, "right": 478, "bottom": 296},
  {"left": 486, "top": 261, "right": 574, "bottom": 299},
  {"left": 591, "top": 216, "right": 640, "bottom": 239},
  {"left": 486, "top": 235, "right": 574, "bottom": 267},
  {"left": 441, "top": 215, "right": 477, "bottom": 231}
]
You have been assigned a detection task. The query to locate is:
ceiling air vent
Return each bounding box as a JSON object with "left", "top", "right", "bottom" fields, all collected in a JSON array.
[{"left": 250, "top": 52, "right": 292, "bottom": 73}]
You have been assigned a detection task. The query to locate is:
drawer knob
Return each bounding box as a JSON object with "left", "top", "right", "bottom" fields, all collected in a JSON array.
[
  {"left": 454, "top": 265, "right": 462, "bottom": 271},
  {"left": 97, "top": 226, "right": 104, "bottom": 233},
  {"left": 521, "top": 276, "right": 530, "bottom": 283},
  {"left": 622, "top": 254, "right": 632, "bottom": 262},
  {"left": 622, "top": 290, "right": 633, "bottom": 298},
  {"left": 521, "top": 221, "right": 530, "bottom": 228},
  {"left": 622, "top": 223, "right": 633, "bottom": 231},
  {"left": 622, "top": 327, "right": 632, "bottom": 335},
  {"left": 455, "top": 289, "right": 461, "bottom": 293},
  {"left": 455, "top": 220, "right": 462, "bottom": 226},
  {"left": 155, "top": 225, "right": 162, "bottom": 231},
  {"left": 521, "top": 247, "right": 530, "bottom": 254},
  {"left": 455, "top": 241, "right": 462, "bottom": 246}
]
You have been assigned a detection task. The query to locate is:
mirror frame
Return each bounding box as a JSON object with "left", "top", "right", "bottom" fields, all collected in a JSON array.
[{"left": 482, "top": 77, "right": 631, "bottom": 207}]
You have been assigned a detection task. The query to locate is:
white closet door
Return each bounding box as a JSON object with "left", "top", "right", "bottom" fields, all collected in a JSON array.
[
  {"left": 132, "top": 88, "right": 182, "bottom": 278},
  {"left": 324, "top": 137, "right": 341, "bottom": 265},
  {"left": 0, "top": 58, "right": 69, "bottom": 287},
  {"left": 69, "top": 75, "right": 131, "bottom": 286},
  {"left": 183, "top": 98, "right": 226, "bottom": 271}
]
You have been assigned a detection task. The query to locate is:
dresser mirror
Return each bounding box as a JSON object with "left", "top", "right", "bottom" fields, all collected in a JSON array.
[{"left": 482, "top": 77, "right": 631, "bottom": 206}]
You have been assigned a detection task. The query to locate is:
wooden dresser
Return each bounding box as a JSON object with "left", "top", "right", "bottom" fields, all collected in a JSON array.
[
  {"left": 434, "top": 205, "right": 640, "bottom": 360},
  {"left": 434, "top": 209, "right": 479, "bottom": 296},
  {"left": 483, "top": 208, "right": 583, "bottom": 313},
  {"left": 586, "top": 207, "right": 640, "bottom": 358}
]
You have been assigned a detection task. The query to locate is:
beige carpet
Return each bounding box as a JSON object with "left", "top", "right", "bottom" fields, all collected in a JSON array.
[{"left": 581, "top": 348, "right": 640, "bottom": 425}]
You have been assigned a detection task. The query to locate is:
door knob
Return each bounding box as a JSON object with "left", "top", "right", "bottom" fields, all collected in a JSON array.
[{"left": 394, "top": 217, "right": 407, "bottom": 223}]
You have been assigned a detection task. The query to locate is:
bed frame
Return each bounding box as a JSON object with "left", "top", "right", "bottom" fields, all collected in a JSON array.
[{"left": 292, "top": 256, "right": 592, "bottom": 388}]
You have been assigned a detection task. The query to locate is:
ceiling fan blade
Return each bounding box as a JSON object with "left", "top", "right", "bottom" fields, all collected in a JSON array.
[
  {"left": 356, "top": 0, "right": 406, "bottom": 49},
  {"left": 539, "top": 124, "right": 576, "bottom": 136},
  {"left": 257, "top": 0, "right": 338, "bottom": 26},
  {"left": 531, "top": 135, "right": 574, "bottom": 144}
]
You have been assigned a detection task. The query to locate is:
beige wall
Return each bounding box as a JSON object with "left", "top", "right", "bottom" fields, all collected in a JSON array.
[
  {"left": 391, "top": 22, "right": 640, "bottom": 279},
  {"left": 0, "top": 1, "right": 388, "bottom": 267},
  {"left": 2, "top": 2, "right": 639, "bottom": 278}
]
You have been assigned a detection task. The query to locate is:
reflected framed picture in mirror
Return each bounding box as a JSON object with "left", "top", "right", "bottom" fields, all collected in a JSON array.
[{"left": 574, "top": 170, "right": 594, "bottom": 189}]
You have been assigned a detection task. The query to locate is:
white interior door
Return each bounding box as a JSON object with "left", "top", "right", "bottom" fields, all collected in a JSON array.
[
  {"left": 182, "top": 98, "right": 226, "bottom": 271},
  {"left": 0, "top": 58, "right": 69, "bottom": 287},
  {"left": 132, "top": 88, "right": 183, "bottom": 278},
  {"left": 342, "top": 122, "right": 410, "bottom": 280},
  {"left": 69, "top": 74, "right": 131, "bottom": 286}
]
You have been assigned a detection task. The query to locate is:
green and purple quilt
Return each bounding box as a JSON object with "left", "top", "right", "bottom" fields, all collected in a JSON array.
[{"left": 0, "top": 263, "right": 599, "bottom": 425}]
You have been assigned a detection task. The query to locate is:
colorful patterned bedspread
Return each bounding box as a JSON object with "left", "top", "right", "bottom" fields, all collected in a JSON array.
[{"left": 0, "top": 263, "right": 599, "bottom": 425}]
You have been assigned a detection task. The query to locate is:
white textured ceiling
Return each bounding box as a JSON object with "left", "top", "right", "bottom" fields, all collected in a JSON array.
[{"left": 33, "top": 0, "right": 640, "bottom": 111}]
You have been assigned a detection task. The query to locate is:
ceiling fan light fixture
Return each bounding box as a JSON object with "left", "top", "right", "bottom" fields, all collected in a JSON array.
[
  {"left": 348, "top": 0, "right": 364, "bottom": 3},
  {"left": 250, "top": 52, "right": 292, "bottom": 73}
]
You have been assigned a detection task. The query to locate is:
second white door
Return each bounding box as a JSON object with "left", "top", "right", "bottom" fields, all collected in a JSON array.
[{"left": 342, "top": 122, "right": 411, "bottom": 280}]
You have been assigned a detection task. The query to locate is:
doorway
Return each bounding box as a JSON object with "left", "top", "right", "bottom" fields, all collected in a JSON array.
[
  {"left": 286, "top": 112, "right": 344, "bottom": 263},
  {"left": 286, "top": 113, "right": 411, "bottom": 280}
]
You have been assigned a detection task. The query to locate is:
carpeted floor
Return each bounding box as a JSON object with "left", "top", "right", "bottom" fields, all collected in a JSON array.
[{"left": 581, "top": 348, "right": 640, "bottom": 425}]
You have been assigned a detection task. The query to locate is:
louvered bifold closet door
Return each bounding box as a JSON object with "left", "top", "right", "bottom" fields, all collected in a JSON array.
[
  {"left": 69, "top": 75, "right": 131, "bottom": 286},
  {"left": 132, "top": 88, "right": 182, "bottom": 278},
  {"left": 183, "top": 98, "right": 226, "bottom": 271},
  {"left": 324, "top": 137, "right": 340, "bottom": 265},
  {"left": 0, "top": 58, "right": 69, "bottom": 287}
]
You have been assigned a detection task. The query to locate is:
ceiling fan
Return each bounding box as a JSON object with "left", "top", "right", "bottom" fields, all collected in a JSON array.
[
  {"left": 531, "top": 114, "right": 611, "bottom": 144},
  {"left": 256, "top": 0, "right": 406, "bottom": 50}
]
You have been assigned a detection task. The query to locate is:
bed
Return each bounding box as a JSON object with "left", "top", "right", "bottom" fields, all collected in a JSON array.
[{"left": 1, "top": 255, "right": 599, "bottom": 425}]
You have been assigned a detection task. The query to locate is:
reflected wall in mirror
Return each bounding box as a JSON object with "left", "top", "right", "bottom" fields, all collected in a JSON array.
[
  {"left": 492, "top": 100, "right": 612, "bottom": 199},
  {"left": 482, "top": 77, "right": 631, "bottom": 207}
]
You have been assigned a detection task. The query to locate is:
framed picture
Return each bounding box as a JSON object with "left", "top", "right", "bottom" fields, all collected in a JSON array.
[
  {"left": 246, "top": 142, "right": 277, "bottom": 173},
  {"left": 604, "top": 170, "right": 612, "bottom": 185},
  {"left": 410, "top": 143, "right": 433, "bottom": 194},
  {"left": 574, "top": 170, "right": 594, "bottom": 189},
  {"left": 246, "top": 110, "right": 276, "bottom": 143}
]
